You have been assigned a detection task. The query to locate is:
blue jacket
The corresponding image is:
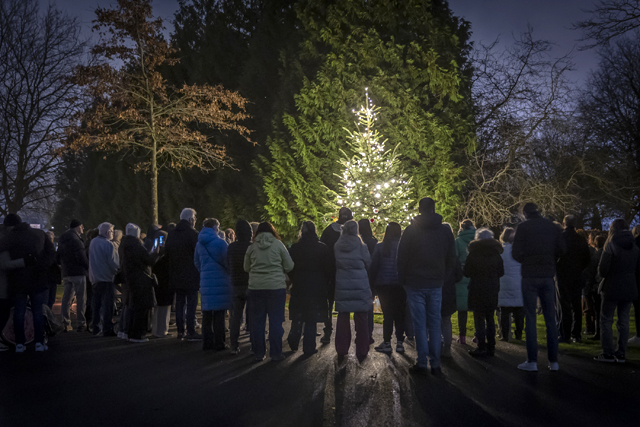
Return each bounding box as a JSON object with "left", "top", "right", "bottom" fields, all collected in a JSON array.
[
  {"left": 369, "top": 240, "right": 400, "bottom": 287},
  {"left": 194, "top": 228, "right": 231, "bottom": 311}
]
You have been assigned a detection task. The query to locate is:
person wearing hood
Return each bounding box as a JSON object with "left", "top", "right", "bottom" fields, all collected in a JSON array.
[
  {"left": 498, "top": 227, "right": 524, "bottom": 342},
  {"left": 88, "top": 222, "right": 120, "bottom": 336},
  {"left": 370, "top": 222, "right": 406, "bottom": 355},
  {"left": 333, "top": 220, "right": 372, "bottom": 362},
  {"left": 121, "top": 223, "right": 158, "bottom": 343},
  {"left": 165, "top": 208, "right": 201, "bottom": 341},
  {"left": 244, "top": 222, "right": 294, "bottom": 362},
  {"left": 594, "top": 219, "right": 640, "bottom": 363},
  {"left": 287, "top": 221, "right": 334, "bottom": 355},
  {"left": 556, "top": 215, "right": 592, "bottom": 343},
  {"left": 0, "top": 214, "right": 56, "bottom": 353},
  {"left": 194, "top": 218, "right": 231, "bottom": 351},
  {"left": 455, "top": 219, "right": 475, "bottom": 344},
  {"left": 320, "top": 207, "right": 353, "bottom": 344},
  {"left": 358, "top": 218, "right": 378, "bottom": 344},
  {"left": 0, "top": 215, "right": 27, "bottom": 352},
  {"left": 464, "top": 228, "right": 504, "bottom": 357},
  {"left": 512, "top": 203, "right": 566, "bottom": 372},
  {"left": 397, "top": 197, "right": 456, "bottom": 375},
  {"left": 227, "top": 220, "right": 253, "bottom": 354},
  {"left": 57, "top": 219, "right": 89, "bottom": 332}
]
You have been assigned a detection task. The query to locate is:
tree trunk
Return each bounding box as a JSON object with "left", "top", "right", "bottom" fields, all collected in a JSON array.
[{"left": 151, "top": 143, "right": 158, "bottom": 225}]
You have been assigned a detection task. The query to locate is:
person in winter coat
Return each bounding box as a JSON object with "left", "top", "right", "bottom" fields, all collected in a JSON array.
[
  {"left": 45, "top": 231, "right": 61, "bottom": 309},
  {"left": 440, "top": 223, "right": 463, "bottom": 358},
  {"left": 227, "top": 220, "right": 253, "bottom": 354},
  {"left": 57, "top": 219, "right": 89, "bottom": 332},
  {"left": 370, "top": 222, "right": 405, "bottom": 355},
  {"left": 513, "top": 203, "right": 566, "bottom": 372},
  {"left": 194, "top": 218, "right": 231, "bottom": 351},
  {"left": 464, "top": 229, "right": 504, "bottom": 357},
  {"left": 244, "top": 222, "right": 294, "bottom": 362},
  {"left": 121, "top": 223, "right": 158, "bottom": 343},
  {"left": 0, "top": 214, "right": 56, "bottom": 353},
  {"left": 498, "top": 227, "right": 524, "bottom": 342},
  {"left": 630, "top": 227, "right": 640, "bottom": 347},
  {"left": 151, "top": 251, "right": 173, "bottom": 338},
  {"left": 319, "top": 207, "right": 353, "bottom": 343},
  {"left": 358, "top": 218, "right": 378, "bottom": 343},
  {"left": 584, "top": 235, "right": 606, "bottom": 340},
  {"left": 455, "top": 219, "right": 475, "bottom": 344},
  {"left": 287, "top": 221, "right": 334, "bottom": 355},
  {"left": 0, "top": 217, "right": 27, "bottom": 352},
  {"left": 164, "top": 208, "right": 201, "bottom": 341},
  {"left": 334, "top": 220, "right": 372, "bottom": 362},
  {"left": 397, "top": 198, "right": 456, "bottom": 375},
  {"left": 594, "top": 219, "right": 640, "bottom": 363},
  {"left": 88, "top": 222, "right": 120, "bottom": 336},
  {"left": 556, "top": 215, "right": 592, "bottom": 343}
]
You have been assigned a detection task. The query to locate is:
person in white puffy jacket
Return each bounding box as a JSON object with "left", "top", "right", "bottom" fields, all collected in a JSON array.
[{"left": 498, "top": 228, "right": 524, "bottom": 342}]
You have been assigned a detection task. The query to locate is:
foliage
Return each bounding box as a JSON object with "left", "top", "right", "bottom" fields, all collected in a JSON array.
[{"left": 66, "top": 0, "right": 251, "bottom": 224}]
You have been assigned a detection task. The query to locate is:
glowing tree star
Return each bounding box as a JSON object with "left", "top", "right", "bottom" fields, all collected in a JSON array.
[{"left": 336, "top": 89, "right": 414, "bottom": 235}]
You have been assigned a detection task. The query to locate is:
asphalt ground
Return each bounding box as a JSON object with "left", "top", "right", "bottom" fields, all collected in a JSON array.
[{"left": 0, "top": 312, "right": 638, "bottom": 427}]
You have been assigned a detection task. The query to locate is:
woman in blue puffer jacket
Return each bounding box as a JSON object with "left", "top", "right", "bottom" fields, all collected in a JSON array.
[{"left": 194, "top": 218, "right": 231, "bottom": 351}]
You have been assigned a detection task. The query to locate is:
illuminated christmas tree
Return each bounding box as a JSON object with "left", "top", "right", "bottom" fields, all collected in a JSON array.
[{"left": 336, "top": 89, "right": 414, "bottom": 235}]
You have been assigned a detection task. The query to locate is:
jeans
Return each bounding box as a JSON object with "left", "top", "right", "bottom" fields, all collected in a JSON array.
[
  {"left": 500, "top": 306, "right": 524, "bottom": 340},
  {"left": 92, "top": 281, "right": 115, "bottom": 334},
  {"left": 405, "top": 287, "right": 442, "bottom": 369},
  {"left": 376, "top": 286, "right": 406, "bottom": 342},
  {"left": 600, "top": 299, "right": 632, "bottom": 356},
  {"left": 60, "top": 276, "right": 87, "bottom": 327},
  {"left": 335, "top": 312, "right": 369, "bottom": 359},
  {"left": 202, "top": 310, "right": 226, "bottom": 350},
  {"left": 473, "top": 309, "right": 496, "bottom": 350},
  {"left": 288, "top": 320, "right": 318, "bottom": 354},
  {"left": 14, "top": 290, "right": 48, "bottom": 345},
  {"left": 458, "top": 310, "right": 468, "bottom": 337},
  {"left": 175, "top": 289, "right": 198, "bottom": 336},
  {"left": 558, "top": 281, "right": 582, "bottom": 340},
  {"left": 230, "top": 286, "right": 249, "bottom": 349},
  {"left": 522, "top": 277, "right": 558, "bottom": 363},
  {"left": 249, "top": 288, "right": 286, "bottom": 359}
]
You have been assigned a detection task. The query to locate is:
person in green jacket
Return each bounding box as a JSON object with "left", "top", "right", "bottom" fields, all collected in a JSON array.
[
  {"left": 244, "top": 222, "right": 294, "bottom": 362},
  {"left": 455, "top": 220, "right": 475, "bottom": 344}
]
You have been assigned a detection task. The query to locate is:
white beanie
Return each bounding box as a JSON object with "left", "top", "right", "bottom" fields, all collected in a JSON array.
[{"left": 126, "top": 223, "right": 141, "bottom": 238}]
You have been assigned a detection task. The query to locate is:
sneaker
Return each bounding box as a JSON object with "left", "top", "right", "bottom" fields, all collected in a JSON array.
[
  {"left": 15, "top": 344, "right": 26, "bottom": 353},
  {"left": 517, "top": 361, "right": 538, "bottom": 372},
  {"left": 320, "top": 333, "right": 331, "bottom": 344},
  {"left": 431, "top": 367, "right": 442, "bottom": 376},
  {"left": 117, "top": 332, "right": 124, "bottom": 339},
  {"left": 0, "top": 342, "right": 9, "bottom": 352},
  {"left": 129, "top": 338, "right": 149, "bottom": 343},
  {"left": 186, "top": 333, "right": 203, "bottom": 342},
  {"left": 121, "top": 333, "right": 129, "bottom": 341},
  {"left": 593, "top": 353, "right": 616, "bottom": 363},
  {"left": 271, "top": 354, "right": 285, "bottom": 362},
  {"left": 409, "top": 364, "right": 429, "bottom": 375},
  {"left": 230, "top": 347, "right": 240, "bottom": 355},
  {"left": 396, "top": 342, "right": 405, "bottom": 354},
  {"left": 548, "top": 361, "right": 559, "bottom": 371},
  {"left": 177, "top": 332, "right": 185, "bottom": 340},
  {"left": 615, "top": 354, "right": 626, "bottom": 363},
  {"left": 468, "top": 348, "right": 488, "bottom": 357},
  {"left": 374, "top": 342, "right": 392, "bottom": 354},
  {"left": 35, "top": 343, "right": 48, "bottom": 352},
  {"left": 628, "top": 336, "right": 640, "bottom": 346}
]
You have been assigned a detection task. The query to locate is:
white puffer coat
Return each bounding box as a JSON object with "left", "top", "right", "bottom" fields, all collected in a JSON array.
[{"left": 498, "top": 243, "right": 523, "bottom": 307}]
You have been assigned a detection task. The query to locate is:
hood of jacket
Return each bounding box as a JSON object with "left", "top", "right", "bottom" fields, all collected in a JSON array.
[
  {"left": 468, "top": 238, "right": 504, "bottom": 255},
  {"left": 254, "top": 232, "right": 276, "bottom": 249},
  {"left": 235, "top": 220, "right": 252, "bottom": 242},
  {"left": 330, "top": 222, "right": 343, "bottom": 233},
  {"left": 335, "top": 234, "right": 362, "bottom": 253},
  {"left": 198, "top": 227, "right": 219, "bottom": 246},
  {"left": 412, "top": 213, "right": 443, "bottom": 230},
  {"left": 457, "top": 227, "right": 475, "bottom": 244},
  {"left": 610, "top": 230, "right": 635, "bottom": 251}
]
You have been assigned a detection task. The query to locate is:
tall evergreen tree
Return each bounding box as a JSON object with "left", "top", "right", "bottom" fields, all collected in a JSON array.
[{"left": 260, "top": 0, "right": 474, "bottom": 238}]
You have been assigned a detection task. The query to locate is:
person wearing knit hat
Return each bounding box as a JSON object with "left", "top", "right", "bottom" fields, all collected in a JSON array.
[
  {"left": 3, "top": 213, "right": 21, "bottom": 227},
  {"left": 58, "top": 218, "right": 89, "bottom": 332}
]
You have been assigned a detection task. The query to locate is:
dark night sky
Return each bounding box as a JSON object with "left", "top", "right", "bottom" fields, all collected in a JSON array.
[{"left": 45, "top": 0, "right": 601, "bottom": 86}]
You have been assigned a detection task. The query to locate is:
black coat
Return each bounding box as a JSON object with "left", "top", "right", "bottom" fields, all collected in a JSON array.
[
  {"left": 226, "top": 219, "right": 252, "bottom": 287},
  {"left": 442, "top": 257, "right": 463, "bottom": 318},
  {"left": 512, "top": 214, "right": 566, "bottom": 278},
  {"left": 0, "top": 223, "right": 56, "bottom": 295},
  {"left": 556, "top": 227, "right": 591, "bottom": 289},
  {"left": 583, "top": 247, "right": 604, "bottom": 294},
  {"left": 464, "top": 239, "right": 504, "bottom": 312},
  {"left": 397, "top": 213, "right": 456, "bottom": 289},
  {"left": 121, "top": 235, "right": 158, "bottom": 310},
  {"left": 369, "top": 240, "right": 400, "bottom": 287},
  {"left": 164, "top": 220, "right": 200, "bottom": 291},
  {"left": 598, "top": 231, "right": 640, "bottom": 302},
  {"left": 288, "top": 236, "right": 334, "bottom": 322},
  {"left": 56, "top": 229, "right": 89, "bottom": 277},
  {"left": 152, "top": 255, "right": 174, "bottom": 306},
  {"left": 362, "top": 235, "right": 378, "bottom": 256}
]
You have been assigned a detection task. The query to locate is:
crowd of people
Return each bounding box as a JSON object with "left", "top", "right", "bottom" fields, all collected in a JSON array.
[{"left": 0, "top": 197, "right": 639, "bottom": 374}]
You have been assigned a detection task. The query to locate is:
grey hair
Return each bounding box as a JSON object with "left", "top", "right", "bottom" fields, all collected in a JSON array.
[
  {"left": 475, "top": 227, "right": 494, "bottom": 240},
  {"left": 126, "top": 223, "right": 141, "bottom": 238},
  {"left": 203, "top": 218, "right": 220, "bottom": 229},
  {"left": 98, "top": 222, "right": 114, "bottom": 237},
  {"left": 500, "top": 227, "right": 515, "bottom": 244},
  {"left": 180, "top": 208, "right": 197, "bottom": 221}
]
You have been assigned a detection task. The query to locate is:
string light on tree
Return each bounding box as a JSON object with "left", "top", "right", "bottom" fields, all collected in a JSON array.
[{"left": 335, "top": 88, "right": 414, "bottom": 235}]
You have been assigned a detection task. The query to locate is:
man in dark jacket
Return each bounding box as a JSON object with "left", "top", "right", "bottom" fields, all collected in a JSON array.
[
  {"left": 0, "top": 214, "right": 56, "bottom": 352},
  {"left": 0, "top": 216, "right": 26, "bottom": 351},
  {"left": 556, "top": 215, "right": 591, "bottom": 343},
  {"left": 512, "top": 203, "right": 566, "bottom": 372},
  {"left": 397, "top": 198, "right": 456, "bottom": 375},
  {"left": 57, "top": 219, "right": 89, "bottom": 332},
  {"left": 319, "top": 206, "right": 353, "bottom": 343},
  {"left": 165, "top": 208, "right": 201, "bottom": 341},
  {"left": 227, "top": 220, "right": 253, "bottom": 354}
]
